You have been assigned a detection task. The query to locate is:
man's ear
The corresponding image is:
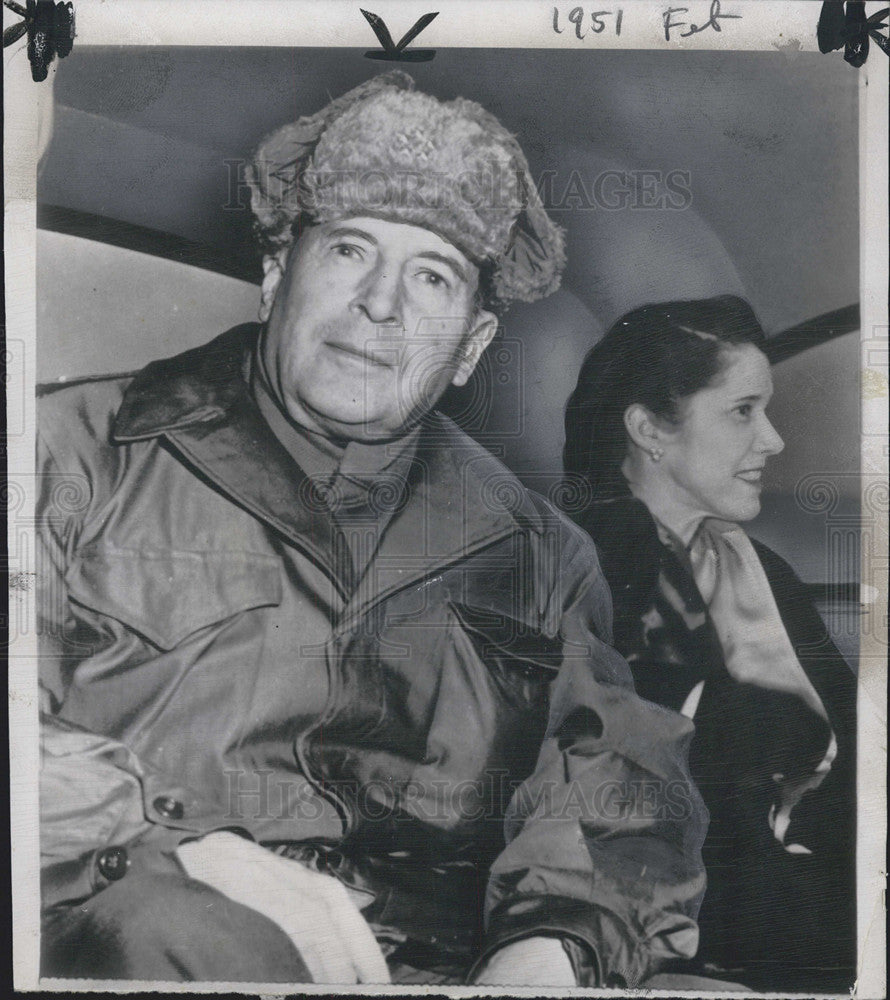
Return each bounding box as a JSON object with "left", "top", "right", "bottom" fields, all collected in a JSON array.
[
  {"left": 451, "top": 310, "right": 499, "bottom": 388},
  {"left": 623, "top": 403, "right": 666, "bottom": 454},
  {"left": 258, "top": 249, "right": 288, "bottom": 323}
]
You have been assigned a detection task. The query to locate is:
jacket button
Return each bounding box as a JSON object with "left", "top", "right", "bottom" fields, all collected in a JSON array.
[
  {"left": 153, "top": 795, "right": 184, "bottom": 820},
  {"left": 96, "top": 846, "right": 130, "bottom": 881}
]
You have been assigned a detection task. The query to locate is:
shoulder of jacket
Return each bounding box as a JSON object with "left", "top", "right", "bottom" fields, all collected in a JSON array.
[
  {"left": 37, "top": 371, "right": 139, "bottom": 465},
  {"left": 514, "top": 491, "right": 615, "bottom": 611},
  {"left": 37, "top": 371, "right": 138, "bottom": 424},
  {"left": 37, "top": 370, "right": 141, "bottom": 398},
  {"left": 523, "top": 489, "right": 598, "bottom": 547}
]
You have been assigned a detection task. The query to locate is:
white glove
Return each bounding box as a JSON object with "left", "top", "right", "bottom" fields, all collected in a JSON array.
[{"left": 176, "top": 831, "right": 390, "bottom": 983}]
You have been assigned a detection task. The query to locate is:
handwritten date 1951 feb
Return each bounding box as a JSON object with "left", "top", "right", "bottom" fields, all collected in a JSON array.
[{"left": 552, "top": 1, "right": 741, "bottom": 42}]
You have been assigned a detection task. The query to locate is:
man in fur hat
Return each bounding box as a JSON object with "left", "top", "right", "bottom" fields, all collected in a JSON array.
[{"left": 38, "top": 73, "right": 707, "bottom": 986}]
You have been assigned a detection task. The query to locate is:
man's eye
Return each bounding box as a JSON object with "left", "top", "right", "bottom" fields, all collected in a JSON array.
[
  {"left": 734, "top": 404, "right": 753, "bottom": 418},
  {"left": 417, "top": 270, "right": 449, "bottom": 289},
  {"left": 332, "top": 243, "right": 363, "bottom": 260}
]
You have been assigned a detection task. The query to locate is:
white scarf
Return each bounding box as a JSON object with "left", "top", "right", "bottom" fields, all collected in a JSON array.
[{"left": 686, "top": 519, "right": 836, "bottom": 855}]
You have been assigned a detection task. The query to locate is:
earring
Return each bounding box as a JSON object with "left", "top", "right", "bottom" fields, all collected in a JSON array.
[{"left": 649, "top": 447, "right": 664, "bottom": 462}]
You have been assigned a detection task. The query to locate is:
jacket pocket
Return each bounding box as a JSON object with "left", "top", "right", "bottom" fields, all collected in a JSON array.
[
  {"left": 449, "top": 601, "right": 562, "bottom": 684},
  {"left": 67, "top": 544, "right": 282, "bottom": 650},
  {"left": 447, "top": 601, "right": 558, "bottom": 792}
]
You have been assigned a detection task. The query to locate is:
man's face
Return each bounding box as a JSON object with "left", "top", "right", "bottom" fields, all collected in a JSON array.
[{"left": 260, "top": 216, "right": 498, "bottom": 442}]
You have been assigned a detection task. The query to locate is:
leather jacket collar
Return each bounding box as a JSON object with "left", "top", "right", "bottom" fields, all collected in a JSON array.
[{"left": 112, "top": 325, "right": 544, "bottom": 619}]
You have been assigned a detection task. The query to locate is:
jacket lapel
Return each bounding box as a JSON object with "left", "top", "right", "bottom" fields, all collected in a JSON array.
[
  {"left": 113, "top": 326, "right": 351, "bottom": 597},
  {"left": 339, "top": 413, "right": 544, "bottom": 628}
]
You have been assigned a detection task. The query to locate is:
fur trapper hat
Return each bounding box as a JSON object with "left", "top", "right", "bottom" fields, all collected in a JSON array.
[{"left": 248, "top": 72, "right": 565, "bottom": 306}]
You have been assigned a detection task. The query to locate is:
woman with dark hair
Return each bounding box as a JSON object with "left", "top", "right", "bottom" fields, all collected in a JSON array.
[{"left": 563, "top": 295, "right": 856, "bottom": 992}]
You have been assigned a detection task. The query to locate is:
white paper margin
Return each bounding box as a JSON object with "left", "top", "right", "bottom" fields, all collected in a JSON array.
[{"left": 5, "top": 1, "right": 887, "bottom": 996}]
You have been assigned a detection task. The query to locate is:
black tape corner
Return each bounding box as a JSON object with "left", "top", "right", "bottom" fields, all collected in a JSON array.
[{"left": 3, "top": 0, "right": 75, "bottom": 82}]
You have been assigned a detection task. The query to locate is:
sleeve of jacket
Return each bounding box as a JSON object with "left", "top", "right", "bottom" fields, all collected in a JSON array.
[
  {"left": 36, "top": 412, "right": 250, "bottom": 911},
  {"left": 477, "top": 517, "right": 708, "bottom": 988},
  {"left": 39, "top": 711, "right": 204, "bottom": 910}
]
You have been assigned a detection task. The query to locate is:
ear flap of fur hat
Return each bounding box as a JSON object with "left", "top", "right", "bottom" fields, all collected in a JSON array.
[
  {"left": 248, "top": 72, "right": 565, "bottom": 306},
  {"left": 500, "top": 195, "right": 567, "bottom": 303},
  {"left": 444, "top": 99, "right": 566, "bottom": 304}
]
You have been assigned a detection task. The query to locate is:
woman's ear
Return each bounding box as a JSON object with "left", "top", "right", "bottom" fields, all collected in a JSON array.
[
  {"left": 624, "top": 403, "right": 665, "bottom": 455},
  {"left": 258, "top": 250, "right": 288, "bottom": 322}
]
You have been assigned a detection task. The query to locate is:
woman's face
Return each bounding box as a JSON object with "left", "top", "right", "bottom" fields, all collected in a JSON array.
[{"left": 659, "top": 344, "right": 785, "bottom": 524}]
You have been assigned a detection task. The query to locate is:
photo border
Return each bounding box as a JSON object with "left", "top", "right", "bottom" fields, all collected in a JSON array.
[{"left": 5, "top": 2, "right": 887, "bottom": 995}]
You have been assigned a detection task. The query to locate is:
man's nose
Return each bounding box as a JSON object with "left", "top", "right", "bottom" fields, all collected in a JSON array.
[
  {"left": 351, "top": 264, "right": 402, "bottom": 326},
  {"left": 757, "top": 414, "right": 785, "bottom": 456}
]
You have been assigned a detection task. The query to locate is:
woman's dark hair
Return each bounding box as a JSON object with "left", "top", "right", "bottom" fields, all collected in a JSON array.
[{"left": 563, "top": 295, "right": 768, "bottom": 499}]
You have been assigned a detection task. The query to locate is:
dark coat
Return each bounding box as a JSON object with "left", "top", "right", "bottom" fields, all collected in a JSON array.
[
  {"left": 37, "top": 327, "right": 708, "bottom": 986},
  {"left": 575, "top": 495, "right": 858, "bottom": 992}
]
